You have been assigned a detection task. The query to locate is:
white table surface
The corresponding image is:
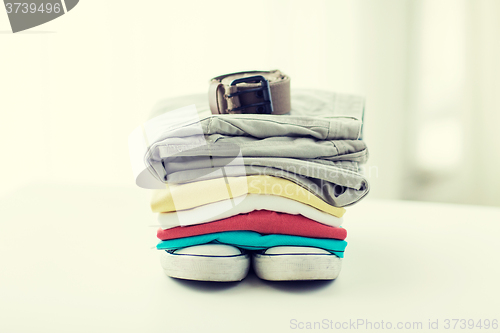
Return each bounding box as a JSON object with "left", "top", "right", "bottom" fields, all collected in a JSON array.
[{"left": 1, "top": 184, "right": 499, "bottom": 333}]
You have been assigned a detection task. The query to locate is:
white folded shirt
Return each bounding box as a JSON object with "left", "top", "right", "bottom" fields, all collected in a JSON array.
[{"left": 157, "top": 194, "right": 344, "bottom": 230}]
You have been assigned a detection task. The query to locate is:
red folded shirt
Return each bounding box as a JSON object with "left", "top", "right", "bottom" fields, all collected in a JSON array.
[{"left": 157, "top": 210, "right": 346, "bottom": 241}]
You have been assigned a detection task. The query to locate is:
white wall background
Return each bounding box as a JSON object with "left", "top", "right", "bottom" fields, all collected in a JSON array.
[{"left": 1, "top": 0, "right": 499, "bottom": 206}]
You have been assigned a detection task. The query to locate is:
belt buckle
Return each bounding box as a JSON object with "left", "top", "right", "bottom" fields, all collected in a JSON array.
[{"left": 227, "top": 75, "right": 274, "bottom": 114}]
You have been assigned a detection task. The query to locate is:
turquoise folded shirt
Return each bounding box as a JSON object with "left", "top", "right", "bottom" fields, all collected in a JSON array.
[{"left": 156, "top": 231, "right": 347, "bottom": 258}]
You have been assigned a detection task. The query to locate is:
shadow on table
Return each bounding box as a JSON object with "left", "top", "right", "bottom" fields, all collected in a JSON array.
[
  {"left": 258, "top": 277, "right": 335, "bottom": 293},
  {"left": 170, "top": 277, "right": 241, "bottom": 292}
]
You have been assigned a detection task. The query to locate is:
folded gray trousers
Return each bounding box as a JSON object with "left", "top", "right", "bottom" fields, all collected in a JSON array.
[{"left": 143, "top": 90, "right": 369, "bottom": 207}]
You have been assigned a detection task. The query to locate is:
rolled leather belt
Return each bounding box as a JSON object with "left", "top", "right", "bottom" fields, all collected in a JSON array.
[{"left": 209, "top": 70, "right": 291, "bottom": 115}]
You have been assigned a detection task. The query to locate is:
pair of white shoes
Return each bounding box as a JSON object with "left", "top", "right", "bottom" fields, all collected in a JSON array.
[{"left": 159, "top": 244, "right": 342, "bottom": 282}]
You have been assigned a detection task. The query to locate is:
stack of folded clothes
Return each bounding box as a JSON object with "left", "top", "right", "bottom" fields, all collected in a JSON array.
[{"left": 129, "top": 89, "right": 369, "bottom": 282}]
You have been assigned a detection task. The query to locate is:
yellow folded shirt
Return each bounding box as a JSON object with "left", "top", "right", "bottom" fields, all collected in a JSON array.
[{"left": 151, "top": 175, "right": 345, "bottom": 218}]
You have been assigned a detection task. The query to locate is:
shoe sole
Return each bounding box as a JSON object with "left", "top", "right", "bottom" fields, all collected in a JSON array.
[
  {"left": 159, "top": 250, "right": 250, "bottom": 282},
  {"left": 253, "top": 253, "right": 342, "bottom": 281}
]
